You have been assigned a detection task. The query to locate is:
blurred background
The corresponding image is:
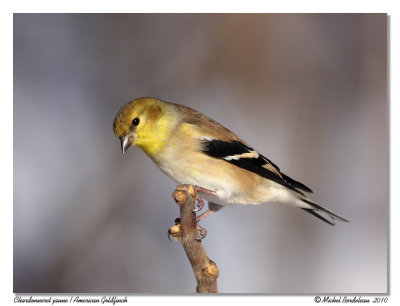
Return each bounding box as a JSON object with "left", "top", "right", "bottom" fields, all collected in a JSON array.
[{"left": 13, "top": 14, "right": 387, "bottom": 294}]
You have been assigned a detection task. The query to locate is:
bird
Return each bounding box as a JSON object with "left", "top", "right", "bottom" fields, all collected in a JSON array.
[{"left": 113, "top": 97, "right": 348, "bottom": 234}]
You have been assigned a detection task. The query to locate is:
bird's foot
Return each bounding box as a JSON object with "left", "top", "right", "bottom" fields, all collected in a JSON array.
[
  {"left": 195, "top": 224, "right": 207, "bottom": 241},
  {"left": 174, "top": 184, "right": 219, "bottom": 241},
  {"left": 192, "top": 195, "right": 205, "bottom": 212},
  {"left": 190, "top": 185, "right": 217, "bottom": 213}
]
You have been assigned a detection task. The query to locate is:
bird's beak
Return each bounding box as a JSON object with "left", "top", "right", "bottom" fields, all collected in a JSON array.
[{"left": 120, "top": 136, "right": 133, "bottom": 154}]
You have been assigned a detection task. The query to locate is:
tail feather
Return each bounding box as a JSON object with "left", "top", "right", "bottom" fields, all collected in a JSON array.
[
  {"left": 301, "top": 208, "right": 335, "bottom": 225},
  {"left": 281, "top": 172, "right": 313, "bottom": 193},
  {"left": 301, "top": 199, "right": 349, "bottom": 225}
]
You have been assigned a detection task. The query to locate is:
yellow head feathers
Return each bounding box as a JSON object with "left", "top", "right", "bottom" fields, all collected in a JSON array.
[{"left": 113, "top": 97, "right": 177, "bottom": 157}]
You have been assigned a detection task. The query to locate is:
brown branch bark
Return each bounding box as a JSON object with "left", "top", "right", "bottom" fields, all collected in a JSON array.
[{"left": 168, "top": 184, "right": 219, "bottom": 293}]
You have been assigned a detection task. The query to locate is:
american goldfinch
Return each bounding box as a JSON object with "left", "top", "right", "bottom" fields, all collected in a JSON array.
[{"left": 113, "top": 97, "right": 348, "bottom": 226}]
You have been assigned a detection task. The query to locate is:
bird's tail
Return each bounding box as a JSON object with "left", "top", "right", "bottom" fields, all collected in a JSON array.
[{"left": 300, "top": 198, "right": 349, "bottom": 225}]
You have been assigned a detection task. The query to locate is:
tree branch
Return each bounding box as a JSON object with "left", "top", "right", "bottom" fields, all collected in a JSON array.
[{"left": 168, "top": 184, "right": 219, "bottom": 293}]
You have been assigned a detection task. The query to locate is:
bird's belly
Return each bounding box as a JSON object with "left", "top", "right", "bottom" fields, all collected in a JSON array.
[
  {"left": 156, "top": 160, "right": 243, "bottom": 204},
  {"left": 154, "top": 152, "right": 287, "bottom": 206}
]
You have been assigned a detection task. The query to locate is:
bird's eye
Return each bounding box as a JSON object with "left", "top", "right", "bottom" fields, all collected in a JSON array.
[{"left": 132, "top": 117, "right": 140, "bottom": 126}]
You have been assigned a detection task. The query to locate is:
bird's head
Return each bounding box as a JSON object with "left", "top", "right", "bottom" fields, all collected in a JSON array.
[{"left": 113, "top": 97, "right": 176, "bottom": 157}]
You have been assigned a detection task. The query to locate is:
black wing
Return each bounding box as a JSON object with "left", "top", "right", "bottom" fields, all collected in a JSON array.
[{"left": 201, "top": 139, "right": 312, "bottom": 196}]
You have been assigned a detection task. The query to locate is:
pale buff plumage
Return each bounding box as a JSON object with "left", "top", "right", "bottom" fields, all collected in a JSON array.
[{"left": 113, "top": 97, "right": 349, "bottom": 225}]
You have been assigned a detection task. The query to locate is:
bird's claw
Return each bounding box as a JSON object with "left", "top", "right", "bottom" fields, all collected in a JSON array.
[
  {"left": 176, "top": 185, "right": 217, "bottom": 241},
  {"left": 192, "top": 195, "right": 205, "bottom": 213},
  {"left": 195, "top": 224, "right": 207, "bottom": 241}
]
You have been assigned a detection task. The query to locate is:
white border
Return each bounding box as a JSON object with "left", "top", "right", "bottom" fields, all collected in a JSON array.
[{"left": 2, "top": 1, "right": 398, "bottom": 306}]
